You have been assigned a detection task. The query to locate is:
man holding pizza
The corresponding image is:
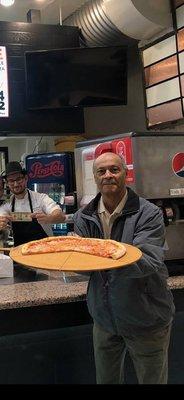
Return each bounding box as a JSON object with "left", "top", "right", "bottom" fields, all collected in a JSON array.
[
  {"left": 73, "top": 151, "right": 175, "bottom": 384},
  {"left": 0, "top": 161, "right": 66, "bottom": 246}
]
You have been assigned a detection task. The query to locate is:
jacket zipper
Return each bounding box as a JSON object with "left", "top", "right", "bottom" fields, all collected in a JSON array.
[{"left": 82, "top": 215, "right": 120, "bottom": 333}]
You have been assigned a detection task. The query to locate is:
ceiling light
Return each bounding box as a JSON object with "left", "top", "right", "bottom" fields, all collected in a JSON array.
[{"left": 0, "top": 0, "right": 15, "bottom": 7}]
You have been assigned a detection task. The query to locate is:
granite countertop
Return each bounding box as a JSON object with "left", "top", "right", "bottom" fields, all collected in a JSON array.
[
  {"left": 167, "top": 276, "right": 184, "bottom": 290},
  {"left": 0, "top": 280, "right": 88, "bottom": 310},
  {"left": 0, "top": 266, "right": 89, "bottom": 310},
  {"left": 0, "top": 269, "right": 183, "bottom": 311}
]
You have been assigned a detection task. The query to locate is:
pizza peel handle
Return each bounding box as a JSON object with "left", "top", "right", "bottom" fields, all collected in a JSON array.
[{"left": 9, "top": 244, "right": 142, "bottom": 272}]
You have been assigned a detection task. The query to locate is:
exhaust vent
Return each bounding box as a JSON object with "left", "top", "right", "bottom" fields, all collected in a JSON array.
[{"left": 63, "top": 0, "right": 172, "bottom": 47}]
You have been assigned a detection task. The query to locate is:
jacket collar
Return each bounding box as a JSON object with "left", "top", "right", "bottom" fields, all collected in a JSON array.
[{"left": 82, "top": 187, "right": 140, "bottom": 217}]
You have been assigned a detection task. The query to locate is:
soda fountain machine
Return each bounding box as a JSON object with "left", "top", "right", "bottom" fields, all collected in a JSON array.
[
  {"left": 74, "top": 132, "right": 184, "bottom": 265},
  {"left": 26, "top": 152, "right": 77, "bottom": 235}
]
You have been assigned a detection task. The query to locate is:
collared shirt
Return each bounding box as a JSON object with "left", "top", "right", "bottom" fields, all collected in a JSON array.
[{"left": 97, "top": 189, "right": 128, "bottom": 238}]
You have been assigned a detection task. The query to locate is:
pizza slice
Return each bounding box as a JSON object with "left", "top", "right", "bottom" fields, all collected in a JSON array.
[{"left": 21, "top": 236, "right": 126, "bottom": 260}]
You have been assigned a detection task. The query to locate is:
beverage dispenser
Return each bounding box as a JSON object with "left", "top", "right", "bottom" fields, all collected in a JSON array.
[
  {"left": 75, "top": 132, "right": 184, "bottom": 261},
  {"left": 26, "top": 152, "right": 76, "bottom": 235}
]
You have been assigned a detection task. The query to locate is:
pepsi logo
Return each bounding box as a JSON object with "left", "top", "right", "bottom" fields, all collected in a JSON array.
[{"left": 172, "top": 153, "right": 184, "bottom": 178}]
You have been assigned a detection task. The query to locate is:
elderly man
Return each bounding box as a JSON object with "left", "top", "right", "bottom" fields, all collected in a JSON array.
[{"left": 73, "top": 152, "right": 175, "bottom": 384}]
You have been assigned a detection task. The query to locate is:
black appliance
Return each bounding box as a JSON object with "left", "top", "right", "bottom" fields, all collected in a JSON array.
[{"left": 24, "top": 46, "right": 127, "bottom": 109}]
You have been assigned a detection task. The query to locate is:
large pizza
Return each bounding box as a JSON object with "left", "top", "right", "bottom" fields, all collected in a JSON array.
[{"left": 21, "top": 235, "right": 126, "bottom": 260}]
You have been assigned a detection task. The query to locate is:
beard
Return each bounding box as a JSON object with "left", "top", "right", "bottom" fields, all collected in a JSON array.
[{"left": 12, "top": 187, "right": 26, "bottom": 196}]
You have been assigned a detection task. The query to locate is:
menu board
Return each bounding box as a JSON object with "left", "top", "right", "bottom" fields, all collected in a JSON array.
[{"left": 0, "top": 46, "right": 9, "bottom": 117}]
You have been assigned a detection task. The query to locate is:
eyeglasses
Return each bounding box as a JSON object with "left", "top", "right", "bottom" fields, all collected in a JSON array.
[{"left": 7, "top": 176, "right": 25, "bottom": 185}]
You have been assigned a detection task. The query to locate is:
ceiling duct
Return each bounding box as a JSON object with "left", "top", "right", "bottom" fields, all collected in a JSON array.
[{"left": 63, "top": 0, "right": 172, "bottom": 47}]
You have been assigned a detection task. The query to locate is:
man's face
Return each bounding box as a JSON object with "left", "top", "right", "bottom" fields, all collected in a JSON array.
[
  {"left": 6, "top": 173, "right": 27, "bottom": 195},
  {"left": 93, "top": 153, "right": 127, "bottom": 196}
]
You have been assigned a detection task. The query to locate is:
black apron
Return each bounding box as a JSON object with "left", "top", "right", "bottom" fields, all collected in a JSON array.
[{"left": 11, "top": 190, "right": 48, "bottom": 246}]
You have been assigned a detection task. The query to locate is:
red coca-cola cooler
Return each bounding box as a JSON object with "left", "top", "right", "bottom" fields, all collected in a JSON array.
[{"left": 25, "top": 152, "right": 76, "bottom": 235}]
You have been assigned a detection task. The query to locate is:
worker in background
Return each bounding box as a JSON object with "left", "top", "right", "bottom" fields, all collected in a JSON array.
[
  {"left": 0, "top": 176, "right": 8, "bottom": 246},
  {"left": 0, "top": 161, "right": 66, "bottom": 246}
]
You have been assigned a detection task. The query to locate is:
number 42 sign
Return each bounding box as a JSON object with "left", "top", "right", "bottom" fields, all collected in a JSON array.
[{"left": 0, "top": 46, "right": 9, "bottom": 117}]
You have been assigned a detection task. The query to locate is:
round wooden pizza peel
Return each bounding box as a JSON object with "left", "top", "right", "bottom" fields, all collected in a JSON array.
[{"left": 9, "top": 243, "right": 142, "bottom": 272}]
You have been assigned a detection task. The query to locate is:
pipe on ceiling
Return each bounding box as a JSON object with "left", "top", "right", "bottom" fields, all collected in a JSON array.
[{"left": 63, "top": 0, "right": 172, "bottom": 47}]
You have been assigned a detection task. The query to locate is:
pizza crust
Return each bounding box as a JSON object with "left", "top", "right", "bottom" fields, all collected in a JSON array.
[
  {"left": 103, "top": 239, "right": 126, "bottom": 259},
  {"left": 21, "top": 236, "right": 127, "bottom": 260}
]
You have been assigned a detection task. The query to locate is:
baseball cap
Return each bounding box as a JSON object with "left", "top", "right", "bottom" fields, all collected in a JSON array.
[{"left": 4, "top": 162, "right": 27, "bottom": 178}]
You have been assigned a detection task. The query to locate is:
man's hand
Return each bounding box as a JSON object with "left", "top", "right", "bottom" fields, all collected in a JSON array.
[
  {"left": 32, "top": 210, "right": 66, "bottom": 224},
  {"left": 0, "top": 215, "right": 11, "bottom": 230},
  {"left": 32, "top": 212, "right": 52, "bottom": 224}
]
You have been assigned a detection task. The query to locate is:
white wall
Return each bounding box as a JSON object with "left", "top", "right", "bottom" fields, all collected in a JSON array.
[
  {"left": 0, "top": 0, "right": 86, "bottom": 24},
  {"left": 0, "top": 136, "right": 57, "bottom": 164}
]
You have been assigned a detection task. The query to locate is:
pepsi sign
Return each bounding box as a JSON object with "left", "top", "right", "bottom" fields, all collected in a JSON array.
[{"left": 172, "top": 153, "right": 184, "bottom": 178}]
